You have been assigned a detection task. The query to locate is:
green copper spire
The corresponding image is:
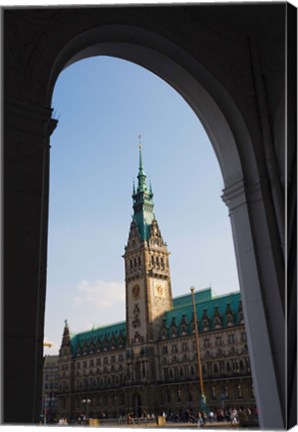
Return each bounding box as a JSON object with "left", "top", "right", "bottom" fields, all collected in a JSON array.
[
  {"left": 132, "top": 138, "right": 154, "bottom": 241},
  {"left": 137, "top": 137, "right": 147, "bottom": 193}
]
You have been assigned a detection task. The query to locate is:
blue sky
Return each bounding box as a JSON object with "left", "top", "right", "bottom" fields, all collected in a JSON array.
[{"left": 44, "top": 56, "right": 239, "bottom": 354}]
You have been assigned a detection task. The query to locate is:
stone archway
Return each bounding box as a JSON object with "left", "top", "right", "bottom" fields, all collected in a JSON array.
[{"left": 4, "top": 5, "right": 292, "bottom": 428}]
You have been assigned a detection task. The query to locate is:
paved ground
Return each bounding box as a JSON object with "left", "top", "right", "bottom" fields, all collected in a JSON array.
[{"left": 94, "top": 421, "right": 244, "bottom": 429}]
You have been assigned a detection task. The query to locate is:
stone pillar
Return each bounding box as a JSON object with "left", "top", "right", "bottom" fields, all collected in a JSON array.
[
  {"left": 222, "top": 179, "right": 285, "bottom": 429},
  {"left": 4, "top": 98, "right": 57, "bottom": 423}
]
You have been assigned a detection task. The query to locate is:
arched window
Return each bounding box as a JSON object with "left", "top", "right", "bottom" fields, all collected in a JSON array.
[
  {"left": 236, "top": 384, "right": 242, "bottom": 399},
  {"left": 177, "top": 389, "right": 181, "bottom": 402},
  {"left": 167, "top": 391, "right": 171, "bottom": 403}
]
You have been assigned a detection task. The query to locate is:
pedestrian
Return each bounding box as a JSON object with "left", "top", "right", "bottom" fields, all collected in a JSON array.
[
  {"left": 197, "top": 412, "right": 204, "bottom": 428},
  {"left": 209, "top": 410, "right": 214, "bottom": 422},
  {"left": 231, "top": 409, "right": 238, "bottom": 427}
]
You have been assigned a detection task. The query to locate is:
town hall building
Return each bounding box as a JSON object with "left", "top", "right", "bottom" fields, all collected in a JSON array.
[{"left": 57, "top": 147, "right": 255, "bottom": 420}]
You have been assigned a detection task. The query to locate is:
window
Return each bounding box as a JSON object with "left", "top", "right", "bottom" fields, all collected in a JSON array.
[
  {"left": 241, "top": 332, "right": 246, "bottom": 342},
  {"left": 90, "top": 359, "right": 94, "bottom": 367},
  {"left": 211, "top": 386, "right": 216, "bottom": 400},
  {"left": 182, "top": 342, "right": 188, "bottom": 352},
  {"left": 96, "top": 358, "right": 101, "bottom": 366},
  {"left": 250, "top": 384, "right": 255, "bottom": 398},
  {"left": 228, "top": 334, "right": 235, "bottom": 344},
  {"left": 177, "top": 389, "right": 181, "bottom": 402},
  {"left": 216, "top": 336, "right": 222, "bottom": 346},
  {"left": 162, "top": 345, "right": 168, "bottom": 354},
  {"left": 77, "top": 362, "right": 81, "bottom": 369},
  {"left": 232, "top": 359, "right": 239, "bottom": 374},
  {"left": 166, "top": 391, "right": 171, "bottom": 403},
  {"left": 204, "top": 338, "right": 209, "bottom": 348},
  {"left": 138, "top": 256, "right": 141, "bottom": 266},
  {"left": 111, "top": 356, "right": 115, "bottom": 363},
  {"left": 119, "top": 354, "right": 123, "bottom": 362},
  {"left": 236, "top": 384, "right": 243, "bottom": 399},
  {"left": 171, "top": 344, "right": 178, "bottom": 353},
  {"left": 83, "top": 361, "right": 87, "bottom": 368},
  {"left": 164, "top": 368, "right": 169, "bottom": 381}
]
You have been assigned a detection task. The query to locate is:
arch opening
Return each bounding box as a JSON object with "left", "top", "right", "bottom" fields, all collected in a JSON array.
[{"left": 44, "top": 23, "right": 285, "bottom": 429}]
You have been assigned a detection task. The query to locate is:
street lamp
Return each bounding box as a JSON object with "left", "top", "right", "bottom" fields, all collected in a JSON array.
[
  {"left": 190, "top": 287, "right": 207, "bottom": 412},
  {"left": 82, "top": 398, "right": 91, "bottom": 422}
]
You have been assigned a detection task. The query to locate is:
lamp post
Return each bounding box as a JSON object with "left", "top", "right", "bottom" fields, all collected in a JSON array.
[
  {"left": 82, "top": 398, "right": 91, "bottom": 423},
  {"left": 190, "top": 287, "right": 207, "bottom": 412}
]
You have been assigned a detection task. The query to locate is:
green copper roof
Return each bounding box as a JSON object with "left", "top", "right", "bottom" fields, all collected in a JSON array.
[
  {"left": 163, "top": 291, "right": 241, "bottom": 335},
  {"left": 173, "top": 287, "right": 213, "bottom": 308},
  {"left": 69, "top": 290, "right": 242, "bottom": 357},
  {"left": 70, "top": 321, "right": 126, "bottom": 356},
  {"left": 132, "top": 145, "right": 155, "bottom": 241}
]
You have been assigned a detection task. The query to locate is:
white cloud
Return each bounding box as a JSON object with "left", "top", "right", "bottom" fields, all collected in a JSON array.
[{"left": 74, "top": 279, "right": 125, "bottom": 309}]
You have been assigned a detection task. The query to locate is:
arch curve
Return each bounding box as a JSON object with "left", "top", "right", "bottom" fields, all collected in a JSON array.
[
  {"left": 3, "top": 8, "right": 288, "bottom": 428},
  {"left": 48, "top": 24, "right": 252, "bottom": 189}
]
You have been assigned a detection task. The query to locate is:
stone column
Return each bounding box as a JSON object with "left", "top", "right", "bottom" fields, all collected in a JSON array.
[
  {"left": 4, "top": 98, "right": 57, "bottom": 423},
  {"left": 222, "top": 179, "right": 285, "bottom": 429}
]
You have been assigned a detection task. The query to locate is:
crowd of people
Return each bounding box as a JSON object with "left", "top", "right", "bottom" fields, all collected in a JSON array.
[
  {"left": 160, "top": 406, "right": 258, "bottom": 426},
  {"left": 52, "top": 405, "right": 258, "bottom": 427}
]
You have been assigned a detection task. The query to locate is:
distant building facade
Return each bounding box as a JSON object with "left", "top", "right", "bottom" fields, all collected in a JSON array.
[
  {"left": 57, "top": 148, "right": 255, "bottom": 420},
  {"left": 42, "top": 355, "right": 59, "bottom": 423}
]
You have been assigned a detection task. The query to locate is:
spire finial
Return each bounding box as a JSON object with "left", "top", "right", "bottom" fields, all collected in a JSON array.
[{"left": 138, "top": 134, "right": 143, "bottom": 171}]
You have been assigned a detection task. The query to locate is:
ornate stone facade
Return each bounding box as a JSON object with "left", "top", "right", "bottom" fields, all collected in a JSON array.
[
  {"left": 57, "top": 149, "right": 255, "bottom": 420},
  {"left": 42, "top": 355, "right": 59, "bottom": 423}
]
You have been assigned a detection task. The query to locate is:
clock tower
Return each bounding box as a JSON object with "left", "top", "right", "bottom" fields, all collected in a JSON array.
[{"left": 124, "top": 144, "right": 173, "bottom": 346}]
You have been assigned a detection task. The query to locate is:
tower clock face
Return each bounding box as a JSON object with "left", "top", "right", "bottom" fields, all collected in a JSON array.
[
  {"left": 132, "top": 284, "right": 140, "bottom": 298},
  {"left": 154, "top": 281, "right": 166, "bottom": 298}
]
